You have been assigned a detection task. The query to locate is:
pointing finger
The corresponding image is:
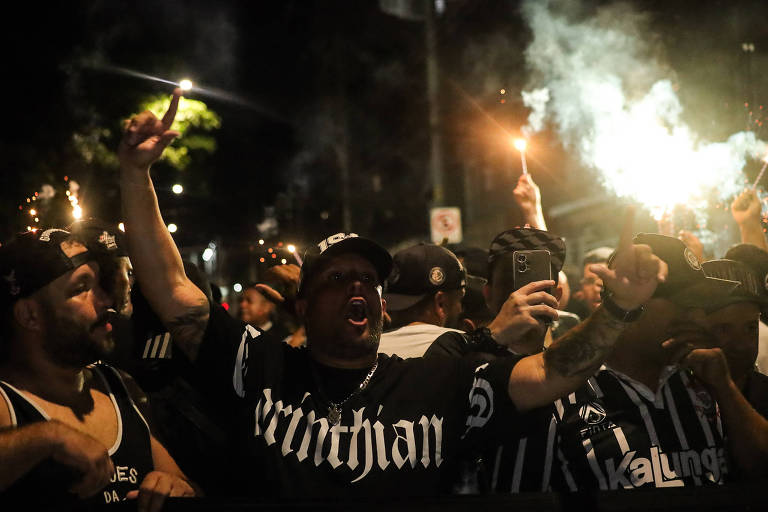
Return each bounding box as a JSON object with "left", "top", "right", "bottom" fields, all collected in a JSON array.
[
  {"left": 161, "top": 89, "right": 182, "bottom": 131},
  {"left": 617, "top": 205, "right": 636, "bottom": 254}
]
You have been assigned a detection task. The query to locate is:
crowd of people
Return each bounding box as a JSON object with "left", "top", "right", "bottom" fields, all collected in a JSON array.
[{"left": 2, "top": 89, "right": 768, "bottom": 509}]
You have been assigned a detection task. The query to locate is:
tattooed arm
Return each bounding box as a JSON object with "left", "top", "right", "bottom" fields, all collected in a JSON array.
[
  {"left": 508, "top": 306, "right": 627, "bottom": 411},
  {"left": 118, "top": 89, "right": 210, "bottom": 361},
  {"left": 506, "top": 208, "right": 669, "bottom": 411}
]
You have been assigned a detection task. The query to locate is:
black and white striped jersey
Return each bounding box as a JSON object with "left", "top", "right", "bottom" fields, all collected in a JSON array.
[
  {"left": 551, "top": 365, "right": 727, "bottom": 491},
  {"left": 484, "top": 405, "right": 558, "bottom": 493}
]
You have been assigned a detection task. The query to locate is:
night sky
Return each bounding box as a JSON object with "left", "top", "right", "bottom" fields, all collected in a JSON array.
[{"left": 4, "top": 0, "right": 768, "bottom": 283}]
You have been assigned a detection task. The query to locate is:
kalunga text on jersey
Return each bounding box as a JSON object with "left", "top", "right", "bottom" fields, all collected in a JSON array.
[{"left": 585, "top": 445, "right": 728, "bottom": 489}]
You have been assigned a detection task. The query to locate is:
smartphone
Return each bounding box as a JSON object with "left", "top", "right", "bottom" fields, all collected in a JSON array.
[{"left": 512, "top": 250, "right": 553, "bottom": 293}]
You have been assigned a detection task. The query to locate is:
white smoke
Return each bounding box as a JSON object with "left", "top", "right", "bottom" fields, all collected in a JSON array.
[{"left": 520, "top": 0, "right": 766, "bottom": 219}]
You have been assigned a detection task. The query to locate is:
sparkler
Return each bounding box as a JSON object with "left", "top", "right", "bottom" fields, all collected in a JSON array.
[
  {"left": 752, "top": 154, "right": 768, "bottom": 189},
  {"left": 86, "top": 63, "right": 265, "bottom": 110},
  {"left": 512, "top": 138, "right": 529, "bottom": 175}
]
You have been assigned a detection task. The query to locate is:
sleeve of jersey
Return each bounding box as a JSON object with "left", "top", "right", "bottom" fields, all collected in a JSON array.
[
  {"left": 423, "top": 331, "right": 469, "bottom": 358},
  {"left": 460, "top": 355, "right": 525, "bottom": 444},
  {"left": 195, "top": 300, "right": 273, "bottom": 400}
]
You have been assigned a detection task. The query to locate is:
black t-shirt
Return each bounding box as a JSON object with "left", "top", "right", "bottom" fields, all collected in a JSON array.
[
  {"left": 196, "top": 302, "right": 523, "bottom": 499},
  {"left": 425, "top": 329, "right": 556, "bottom": 494}
]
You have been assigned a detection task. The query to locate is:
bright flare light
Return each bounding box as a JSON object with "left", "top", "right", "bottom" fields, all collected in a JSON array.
[
  {"left": 29, "top": 209, "right": 36, "bottom": 216},
  {"left": 233, "top": 283, "right": 243, "bottom": 293},
  {"left": 287, "top": 244, "right": 296, "bottom": 253},
  {"left": 72, "top": 205, "right": 82, "bottom": 220},
  {"left": 519, "top": 2, "right": 767, "bottom": 222},
  {"left": 281, "top": 258, "right": 287, "bottom": 264},
  {"left": 167, "top": 223, "right": 178, "bottom": 233},
  {"left": 258, "top": 239, "right": 265, "bottom": 245},
  {"left": 118, "top": 222, "right": 125, "bottom": 232},
  {"left": 179, "top": 79, "right": 193, "bottom": 91},
  {"left": 512, "top": 138, "right": 527, "bottom": 152},
  {"left": 202, "top": 247, "right": 214, "bottom": 262},
  {"left": 172, "top": 184, "right": 184, "bottom": 194}
]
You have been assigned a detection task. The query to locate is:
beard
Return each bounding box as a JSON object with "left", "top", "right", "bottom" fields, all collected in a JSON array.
[{"left": 39, "top": 300, "right": 115, "bottom": 368}]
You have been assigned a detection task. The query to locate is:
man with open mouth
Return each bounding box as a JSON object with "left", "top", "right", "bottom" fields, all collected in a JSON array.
[{"left": 118, "top": 88, "right": 673, "bottom": 500}]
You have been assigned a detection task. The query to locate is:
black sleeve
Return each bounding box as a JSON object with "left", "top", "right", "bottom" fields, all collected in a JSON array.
[
  {"left": 425, "top": 328, "right": 511, "bottom": 363},
  {"left": 424, "top": 331, "right": 472, "bottom": 358},
  {"left": 193, "top": 300, "right": 280, "bottom": 401}
]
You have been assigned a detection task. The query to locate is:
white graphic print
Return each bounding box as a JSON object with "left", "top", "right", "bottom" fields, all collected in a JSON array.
[{"left": 253, "top": 389, "right": 444, "bottom": 483}]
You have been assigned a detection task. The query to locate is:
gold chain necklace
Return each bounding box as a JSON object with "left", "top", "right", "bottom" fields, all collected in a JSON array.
[{"left": 326, "top": 361, "right": 378, "bottom": 426}]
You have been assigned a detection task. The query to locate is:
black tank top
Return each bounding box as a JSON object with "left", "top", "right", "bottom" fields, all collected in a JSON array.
[{"left": 0, "top": 363, "right": 155, "bottom": 508}]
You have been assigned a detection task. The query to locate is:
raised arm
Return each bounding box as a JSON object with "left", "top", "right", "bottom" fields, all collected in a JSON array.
[
  {"left": 507, "top": 208, "right": 668, "bottom": 411},
  {"left": 731, "top": 189, "right": 768, "bottom": 252},
  {"left": 118, "top": 89, "right": 209, "bottom": 360},
  {"left": 673, "top": 346, "right": 768, "bottom": 479},
  {"left": 512, "top": 173, "right": 547, "bottom": 230}
]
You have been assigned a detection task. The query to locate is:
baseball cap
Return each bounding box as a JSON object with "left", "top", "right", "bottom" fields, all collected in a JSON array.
[
  {"left": 702, "top": 259, "right": 768, "bottom": 314},
  {"left": 631, "top": 234, "right": 739, "bottom": 308},
  {"left": 448, "top": 244, "right": 489, "bottom": 279},
  {"left": 0, "top": 228, "right": 95, "bottom": 311},
  {"left": 384, "top": 244, "right": 467, "bottom": 311},
  {"left": 488, "top": 227, "right": 566, "bottom": 284},
  {"left": 297, "top": 233, "right": 392, "bottom": 297},
  {"left": 725, "top": 244, "right": 768, "bottom": 291},
  {"left": 68, "top": 218, "right": 127, "bottom": 258}
]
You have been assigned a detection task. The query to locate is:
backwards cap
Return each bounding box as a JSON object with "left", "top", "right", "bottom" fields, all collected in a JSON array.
[
  {"left": 0, "top": 228, "right": 95, "bottom": 311},
  {"left": 297, "top": 233, "right": 392, "bottom": 297},
  {"left": 488, "top": 227, "right": 566, "bottom": 284}
]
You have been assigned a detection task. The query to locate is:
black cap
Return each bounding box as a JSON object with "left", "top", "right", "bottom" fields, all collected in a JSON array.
[
  {"left": 384, "top": 244, "right": 466, "bottom": 311},
  {"left": 702, "top": 259, "right": 768, "bottom": 313},
  {"left": 725, "top": 244, "right": 768, "bottom": 292},
  {"left": 447, "top": 245, "right": 489, "bottom": 279},
  {"left": 297, "top": 233, "right": 392, "bottom": 297},
  {"left": 0, "top": 228, "right": 95, "bottom": 311},
  {"left": 488, "top": 227, "right": 565, "bottom": 283},
  {"left": 67, "top": 218, "right": 127, "bottom": 258},
  {"left": 631, "top": 234, "right": 739, "bottom": 307}
]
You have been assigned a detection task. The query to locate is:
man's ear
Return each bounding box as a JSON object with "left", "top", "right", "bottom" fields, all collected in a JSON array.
[
  {"left": 381, "top": 297, "right": 387, "bottom": 316},
  {"left": 13, "top": 298, "right": 43, "bottom": 332},
  {"left": 433, "top": 291, "right": 447, "bottom": 322},
  {"left": 461, "top": 318, "right": 476, "bottom": 332}
]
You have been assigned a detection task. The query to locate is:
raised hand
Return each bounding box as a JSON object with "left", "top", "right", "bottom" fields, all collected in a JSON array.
[
  {"left": 731, "top": 188, "right": 762, "bottom": 226},
  {"left": 589, "top": 207, "right": 668, "bottom": 311},
  {"left": 118, "top": 89, "right": 182, "bottom": 172},
  {"left": 487, "top": 280, "right": 559, "bottom": 351},
  {"left": 513, "top": 174, "right": 542, "bottom": 215}
]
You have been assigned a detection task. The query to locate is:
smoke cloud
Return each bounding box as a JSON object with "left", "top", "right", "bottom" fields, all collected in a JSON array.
[{"left": 520, "top": 0, "right": 765, "bottom": 219}]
